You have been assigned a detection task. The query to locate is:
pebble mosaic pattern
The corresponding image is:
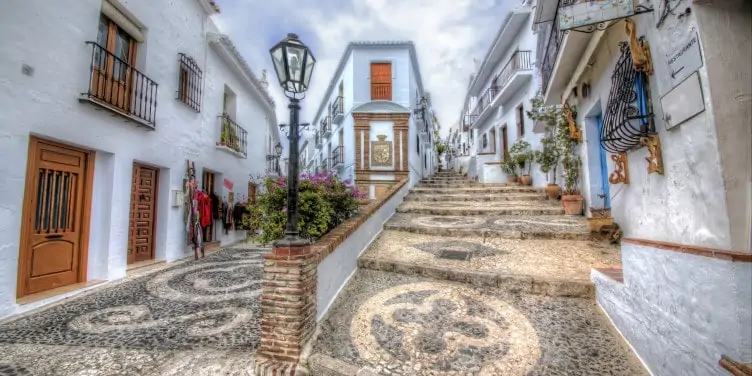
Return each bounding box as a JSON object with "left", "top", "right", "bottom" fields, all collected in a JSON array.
[
  {"left": 313, "top": 270, "right": 649, "bottom": 376},
  {"left": 0, "top": 247, "right": 265, "bottom": 375}
]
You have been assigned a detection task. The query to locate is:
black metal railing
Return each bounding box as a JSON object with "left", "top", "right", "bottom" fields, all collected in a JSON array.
[
  {"left": 218, "top": 114, "right": 248, "bottom": 157},
  {"left": 332, "top": 146, "right": 344, "bottom": 166},
  {"left": 462, "top": 113, "right": 477, "bottom": 130},
  {"left": 83, "top": 41, "right": 158, "bottom": 126},
  {"left": 331, "top": 96, "right": 344, "bottom": 120},
  {"left": 320, "top": 158, "right": 329, "bottom": 170},
  {"left": 321, "top": 116, "right": 332, "bottom": 134},
  {"left": 315, "top": 131, "right": 322, "bottom": 146},
  {"left": 470, "top": 87, "right": 499, "bottom": 118},
  {"left": 541, "top": 6, "right": 566, "bottom": 93},
  {"left": 177, "top": 53, "right": 202, "bottom": 112},
  {"left": 468, "top": 51, "right": 533, "bottom": 122},
  {"left": 266, "top": 155, "right": 281, "bottom": 175}
]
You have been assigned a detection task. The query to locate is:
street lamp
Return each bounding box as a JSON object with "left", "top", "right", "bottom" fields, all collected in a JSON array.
[{"left": 270, "top": 33, "right": 316, "bottom": 242}]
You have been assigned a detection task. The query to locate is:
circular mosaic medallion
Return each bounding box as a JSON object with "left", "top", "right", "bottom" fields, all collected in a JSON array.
[
  {"left": 412, "top": 216, "right": 485, "bottom": 228},
  {"left": 350, "top": 282, "right": 540, "bottom": 375}
]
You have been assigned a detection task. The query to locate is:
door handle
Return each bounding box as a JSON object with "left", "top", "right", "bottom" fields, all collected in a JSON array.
[{"left": 45, "top": 234, "right": 63, "bottom": 239}]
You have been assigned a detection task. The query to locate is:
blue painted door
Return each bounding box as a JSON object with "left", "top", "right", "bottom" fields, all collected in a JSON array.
[{"left": 596, "top": 114, "right": 611, "bottom": 208}]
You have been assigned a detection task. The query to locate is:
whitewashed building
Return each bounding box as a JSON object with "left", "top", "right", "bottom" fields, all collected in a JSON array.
[
  {"left": 532, "top": 0, "right": 751, "bottom": 374},
  {"left": 305, "top": 41, "right": 436, "bottom": 199},
  {"left": 458, "top": 1, "right": 544, "bottom": 184},
  {"left": 0, "top": 0, "right": 278, "bottom": 319}
]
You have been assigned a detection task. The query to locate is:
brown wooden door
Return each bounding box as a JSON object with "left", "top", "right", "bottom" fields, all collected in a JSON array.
[
  {"left": 370, "top": 63, "right": 392, "bottom": 100},
  {"left": 128, "top": 164, "right": 158, "bottom": 264},
  {"left": 501, "top": 126, "right": 509, "bottom": 160},
  {"left": 18, "top": 138, "right": 93, "bottom": 296}
]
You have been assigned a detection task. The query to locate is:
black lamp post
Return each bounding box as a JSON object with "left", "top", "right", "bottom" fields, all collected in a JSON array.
[{"left": 269, "top": 33, "right": 316, "bottom": 242}]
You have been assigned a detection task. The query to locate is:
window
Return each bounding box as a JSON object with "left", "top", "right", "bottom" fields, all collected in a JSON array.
[
  {"left": 501, "top": 126, "right": 509, "bottom": 160},
  {"left": 416, "top": 134, "right": 420, "bottom": 154},
  {"left": 490, "top": 128, "right": 497, "bottom": 153},
  {"left": 91, "top": 14, "right": 137, "bottom": 110},
  {"left": 516, "top": 104, "right": 525, "bottom": 137},
  {"left": 177, "top": 53, "right": 203, "bottom": 112},
  {"left": 370, "top": 62, "right": 392, "bottom": 100}
]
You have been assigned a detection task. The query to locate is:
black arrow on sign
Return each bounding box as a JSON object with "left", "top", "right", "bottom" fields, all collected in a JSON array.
[{"left": 670, "top": 66, "right": 685, "bottom": 79}]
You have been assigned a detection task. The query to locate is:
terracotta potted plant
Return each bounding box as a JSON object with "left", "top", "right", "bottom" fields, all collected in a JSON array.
[
  {"left": 561, "top": 152, "right": 583, "bottom": 215},
  {"left": 509, "top": 139, "right": 534, "bottom": 186},
  {"left": 588, "top": 193, "right": 613, "bottom": 232},
  {"left": 535, "top": 135, "right": 562, "bottom": 200}
]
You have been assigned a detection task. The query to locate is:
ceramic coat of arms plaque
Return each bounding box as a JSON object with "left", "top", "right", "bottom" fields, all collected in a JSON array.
[{"left": 371, "top": 134, "right": 393, "bottom": 167}]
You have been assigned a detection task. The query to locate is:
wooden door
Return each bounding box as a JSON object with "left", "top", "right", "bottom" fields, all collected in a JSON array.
[
  {"left": 128, "top": 164, "right": 158, "bottom": 264},
  {"left": 501, "top": 126, "right": 509, "bottom": 160},
  {"left": 370, "top": 63, "right": 392, "bottom": 100},
  {"left": 18, "top": 138, "right": 93, "bottom": 297}
]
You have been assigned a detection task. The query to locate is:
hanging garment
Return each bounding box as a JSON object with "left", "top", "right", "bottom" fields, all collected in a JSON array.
[
  {"left": 191, "top": 190, "right": 203, "bottom": 250},
  {"left": 198, "top": 192, "right": 212, "bottom": 228},
  {"left": 233, "top": 203, "right": 246, "bottom": 230},
  {"left": 221, "top": 200, "right": 230, "bottom": 234},
  {"left": 210, "top": 193, "right": 221, "bottom": 220}
]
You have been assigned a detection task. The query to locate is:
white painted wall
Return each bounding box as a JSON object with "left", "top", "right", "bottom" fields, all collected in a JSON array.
[
  {"left": 0, "top": 0, "right": 273, "bottom": 319},
  {"left": 352, "top": 48, "right": 412, "bottom": 108}
]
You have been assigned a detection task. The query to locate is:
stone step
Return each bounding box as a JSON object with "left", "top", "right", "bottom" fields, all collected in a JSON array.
[
  {"left": 419, "top": 183, "right": 525, "bottom": 189},
  {"left": 310, "top": 269, "right": 649, "bottom": 376},
  {"left": 404, "top": 193, "right": 548, "bottom": 202},
  {"left": 383, "top": 213, "right": 591, "bottom": 240},
  {"left": 411, "top": 186, "right": 544, "bottom": 194},
  {"left": 396, "top": 203, "right": 564, "bottom": 216}
]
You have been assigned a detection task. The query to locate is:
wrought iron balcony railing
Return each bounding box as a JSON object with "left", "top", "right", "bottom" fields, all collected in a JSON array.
[
  {"left": 331, "top": 96, "right": 344, "bottom": 123},
  {"left": 320, "top": 157, "right": 329, "bottom": 170},
  {"left": 315, "top": 131, "right": 323, "bottom": 147},
  {"left": 321, "top": 115, "right": 332, "bottom": 135},
  {"left": 266, "top": 155, "right": 281, "bottom": 175},
  {"left": 217, "top": 114, "right": 248, "bottom": 157},
  {"left": 82, "top": 41, "right": 159, "bottom": 126},
  {"left": 468, "top": 50, "right": 533, "bottom": 123},
  {"left": 540, "top": 5, "right": 566, "bottom": 93},
  {"left": 332, "top": 146, "right": 344, "bottom": 167}
]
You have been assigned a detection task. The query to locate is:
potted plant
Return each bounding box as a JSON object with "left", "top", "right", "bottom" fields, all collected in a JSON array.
[
  {"left": 535, "top": 135, "right": 562, "bottom": 200},
  {"left": 561, "top": 152, "right": 583, "bottom": 215},
  {"left": 588, "top": 193, "right": 614, "bottom": 233},
  {"left": 509, "top": 139, "right": 534, "bottom": 185},
  {"left": 500, "top": 159, "right": 518, "bottom": 183}
]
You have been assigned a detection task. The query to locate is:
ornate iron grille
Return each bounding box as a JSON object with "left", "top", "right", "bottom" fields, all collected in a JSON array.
[
  {"left": 601, "top": 41, "right": 652, "bottom": 153},
  {"left": 177, "top": 53, "right": 202, "bottom": 112}
]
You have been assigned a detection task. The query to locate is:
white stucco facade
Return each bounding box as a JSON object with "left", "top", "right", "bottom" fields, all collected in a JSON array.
[
  {"left": 0, "top": 0, "right": 277, "bottom": 319},
  {"left": 534, "top": 0, "right": 752, "bottom": 374},
  {"left": 458, "top": 3, "right": 545, "bottom": 185},
  {"left": 305, "top": 42, "right": 435, "bottom": 196}
]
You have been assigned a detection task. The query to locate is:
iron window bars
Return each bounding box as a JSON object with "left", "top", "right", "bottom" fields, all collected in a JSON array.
[
  {"left": 177, "top": 53, "right": 203, "bottom": 112},
  {"left": 601, "top": 41, "right": 653, "bottom": 153},
  {"left": 83, "top": 41, "right": 158, "bottom": 126}
]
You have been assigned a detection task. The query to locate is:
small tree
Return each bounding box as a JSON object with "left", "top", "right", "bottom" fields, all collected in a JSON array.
[
  {"left": 535, "top": 135, "right": 561, "bottom": 184},
  {"left": 500, "top": 159, "right": 517, "bottom": 178},
  {"left": 509, "top": 139, "right": 534, "bottom": 176}
]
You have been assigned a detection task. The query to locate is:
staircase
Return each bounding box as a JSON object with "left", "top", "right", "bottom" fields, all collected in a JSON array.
[{"left": 309, "top": 171, "right": 647, "bottom": 376}]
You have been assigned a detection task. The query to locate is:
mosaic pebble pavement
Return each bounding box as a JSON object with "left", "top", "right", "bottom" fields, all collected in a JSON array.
[{"left": 0, "top": 247, "right": 264, "bottom": 376}]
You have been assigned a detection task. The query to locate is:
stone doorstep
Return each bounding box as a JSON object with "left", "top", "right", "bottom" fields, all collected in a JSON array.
[
  {"left": 358, "top": 257, "right": 595, "bottom": 298},
  {"left": 383, "top": 224, "right": 592, "bottom": 241},
  {"left": 395, "top": 207, "right": 565, "bottom": 216},
  {"left": 307, "top": 353, "right": 379, "bottom": 376}
]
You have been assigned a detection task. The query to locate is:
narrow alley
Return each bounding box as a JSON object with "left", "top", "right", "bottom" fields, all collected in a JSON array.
[{"left": 309, "top": 171, "right": 647, "bottom": 375}]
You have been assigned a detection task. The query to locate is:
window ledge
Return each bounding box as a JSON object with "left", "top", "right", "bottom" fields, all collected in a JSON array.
[
  {"left": 215, "top": 144, "right": 247, "bottom": 159},
  {"left": 79, "top": 96, "right": 155, "bottom": 130}
]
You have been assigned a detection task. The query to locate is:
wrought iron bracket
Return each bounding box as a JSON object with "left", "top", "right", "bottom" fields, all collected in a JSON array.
[
  {"left": 564, "top": 5, "right": 654, "bottom": 34},
  {"left": 640, "top": 134, "right": 664, "bottom": 175},
  {"left": 609, "top": 153, "right": 630, "bottom": 185}
]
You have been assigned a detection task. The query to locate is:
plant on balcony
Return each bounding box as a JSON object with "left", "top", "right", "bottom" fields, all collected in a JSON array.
[
  {"left": 509, "top": 139, "right": 534, "bottom": 186},
  {"left": 220, "top": 117, "right": 240, "bottom": 152},
  {"left": 242, "top": 171, "right": 367, "bottom": 244}
]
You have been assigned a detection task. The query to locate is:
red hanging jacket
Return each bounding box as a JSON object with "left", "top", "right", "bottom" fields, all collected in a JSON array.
[{"left": 198, "top": 192, "right": 212, "bottom": 227}]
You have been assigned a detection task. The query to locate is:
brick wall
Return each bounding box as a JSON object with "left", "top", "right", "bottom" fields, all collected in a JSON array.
[{"left": 252, "top": 179, "right": 409, "bottom": 375}]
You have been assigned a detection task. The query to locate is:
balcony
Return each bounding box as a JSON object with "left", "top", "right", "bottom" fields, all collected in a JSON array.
[
  {"left": 331, "top": 96, "right": 345, "bottom": 124},
  {"left": 462, "top": 114, "right": 477, "bottom": 131},
  {"left": 216, "top": 114, "right": 248, "bottom": 157},
  {"left": 468, "top": 50, "right": 534, "bottom": 129},
  {"left": 315, "top": 132, "right": 323, "bottom": 148},
  {"left": 320, "top": 157, "right": 330, "bottom": 171},
  {"left": 332, "top": 146, "right": 344, "bottom": 167},
  {"left": 321, "top": 116, "right": 332, "bottom": 136},
  {"left": 80, "top": 41, "right": 159, "bottom": 128},
  {"left": 266, "top": 155, "right": 281, "bottom": 176}
]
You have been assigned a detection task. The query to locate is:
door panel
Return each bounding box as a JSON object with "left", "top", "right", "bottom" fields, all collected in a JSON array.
[
  {"left": 128, "top": 164, "right": 158, "bottom": 264},
  {"left": 596, "top": 115, "right": 611, "bottom": 208},
  {"left": 501, "top": 127, "right": 509, "bottom": 160},
  {"left": 21, "top": 140, "right": 89, "bottom": 296},
  {"left": 370, "top": 63, "right": 392, "bottom": 100}
]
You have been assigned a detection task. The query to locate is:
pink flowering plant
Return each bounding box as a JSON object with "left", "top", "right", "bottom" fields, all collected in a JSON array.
[{"left": 243, "top": 171, "right": 366, "bottom": 243}]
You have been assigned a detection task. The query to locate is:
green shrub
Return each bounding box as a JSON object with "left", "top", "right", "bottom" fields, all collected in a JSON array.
[{"left": 242, "top": 171, "right": 366, "bottom": 244}]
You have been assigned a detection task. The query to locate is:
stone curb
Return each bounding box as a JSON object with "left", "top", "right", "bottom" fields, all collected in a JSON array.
[
  {"left": 358, "top": 257, "right": 596, "bottom": 298},
  {"left": 383, "top": 224, "right": 592, "bottom": 241},
  {"left": 404, "top": 194, "right": 547, "bottom": 202},
  {"left": 395, "top": 207, "right": 565, "bottom": 216},
  {"left": 411, "top": 187, "right": 544, "bottom": 194}
]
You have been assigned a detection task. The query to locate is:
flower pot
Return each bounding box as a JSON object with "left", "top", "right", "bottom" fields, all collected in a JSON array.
[
  {"left": 507, "top": 175, "right": 518, "bottom": 184},
  {"left": 520, "top": 175, "right": 533, "bottom": 186},
  {"left": 516, "top": 177, "right": 523, "bottom": 184},
  {"left": 545, "top": 184, "right": 561, "bottom": 200},
  {"left": 561, "top": 194, "right": 584, "bottom": 215},
  {"left": 588, "top": 217, "right": 614, "bottom": 233}
]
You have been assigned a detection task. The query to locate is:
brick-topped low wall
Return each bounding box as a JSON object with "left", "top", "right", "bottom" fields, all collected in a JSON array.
[{"left": 252, "top": 179, "right": 410, "bottom": 375}]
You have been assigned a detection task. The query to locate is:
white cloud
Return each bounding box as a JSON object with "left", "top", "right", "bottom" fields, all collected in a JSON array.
[{"left": 216, "top": 0, "right": 514, "bottom": 139}]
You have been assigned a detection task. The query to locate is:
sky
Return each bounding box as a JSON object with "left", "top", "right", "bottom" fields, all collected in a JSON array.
[{"left": 212, "top": 0, "right": 517, "bottom": 145}]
